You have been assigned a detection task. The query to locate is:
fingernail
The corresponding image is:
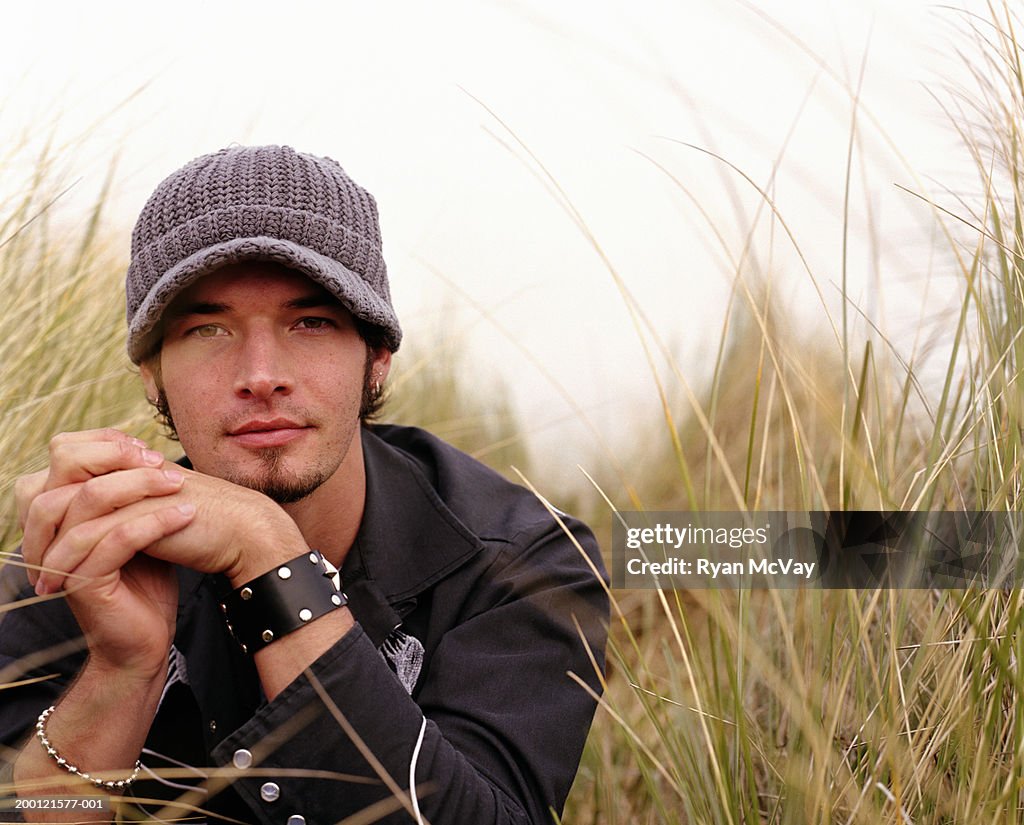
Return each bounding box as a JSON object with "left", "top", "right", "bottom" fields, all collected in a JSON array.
[
  {"left": 35, "top": 580, "right": 50, "bottom": 597},
  {"left": 144, "top": 449, "right": 164, "bottom": 465},
  {"left": 163, "top": 469, "right": 184, "bottom": 483},
  {"left": 177, "top": 503, "right": 196, "bottom": 516},
  {"left": 131, "top": 438, "right": 148, "bottom": 448}
]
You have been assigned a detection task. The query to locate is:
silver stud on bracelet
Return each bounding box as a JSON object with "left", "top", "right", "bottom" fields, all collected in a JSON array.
[
  {"left": 36, "top": 706, "right": 141, "bottom": 790},
  {"left": 221, "top": 549, "right": 348, "bottom": 653}
]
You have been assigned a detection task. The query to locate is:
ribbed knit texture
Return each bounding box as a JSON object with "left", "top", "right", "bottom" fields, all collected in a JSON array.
[{"left": 125, "top": 145, "right": 401, "bottom": 362}]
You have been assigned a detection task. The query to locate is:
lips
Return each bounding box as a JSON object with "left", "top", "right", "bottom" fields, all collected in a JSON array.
[
  {"left": 227, "top": 418, "right": 311, "bottom": 448},
  {"left": 230, "top": 418, "right": 304, "bottom": 435}
]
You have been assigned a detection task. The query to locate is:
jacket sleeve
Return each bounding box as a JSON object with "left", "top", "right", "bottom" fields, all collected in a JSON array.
[
  {"left": 210, "top": 516, "right": 609, "bottom": 825},
  {"left": 0, "top": 562, "right": 86, "bottom": 823},
  {"left": 0, "top": 564, "right": 86, "bottom": 755}
]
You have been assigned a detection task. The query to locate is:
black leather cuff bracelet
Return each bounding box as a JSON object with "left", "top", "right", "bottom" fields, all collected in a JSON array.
[{"left": 220, "top": 550, "right": 348, "bottom": 653}]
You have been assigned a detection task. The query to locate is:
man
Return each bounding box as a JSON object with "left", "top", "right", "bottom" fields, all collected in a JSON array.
[{"left": 0, "top": 145, "right": 608, "bottom": 823}]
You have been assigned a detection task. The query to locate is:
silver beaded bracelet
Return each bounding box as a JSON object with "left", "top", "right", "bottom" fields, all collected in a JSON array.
[{"left": 35, "top": 705, "right": 142, "bottom": 790}]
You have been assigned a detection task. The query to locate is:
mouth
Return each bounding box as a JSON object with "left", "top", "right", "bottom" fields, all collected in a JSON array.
[{"left": 227, "top": 418, "right": 312, "bottom": 448}]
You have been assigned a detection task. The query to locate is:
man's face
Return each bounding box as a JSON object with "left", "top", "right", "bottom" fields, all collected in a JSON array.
[{"left": 140, "top": 261, "right": 390, "bottom": 504}]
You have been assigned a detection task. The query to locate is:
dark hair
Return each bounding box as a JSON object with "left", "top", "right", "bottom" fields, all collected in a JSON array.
[
  {"left": 354, "top": 318, "right": 391, "bottom": 421},
  {"left": 356, "top": 319, "right": 390, "bottom": 421}
]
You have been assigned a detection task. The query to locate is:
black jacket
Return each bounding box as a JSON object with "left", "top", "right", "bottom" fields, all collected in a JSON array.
[{"left": 0, "top": 424, "right": 609, "bottom": 824}]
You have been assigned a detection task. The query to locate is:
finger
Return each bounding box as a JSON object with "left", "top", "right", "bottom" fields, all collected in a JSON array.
[
  {"left": 47, "top": 428, "right": 144, "bottom": 448},
  {"left": 36, "top": 502, "right": 196, "bottom": 596},
  {"left": 22, "top": 484, "right": 81, "bottom": 585},
  {"left": 24, "top": 469, "right": 185, "bottom": 585},
  {"left": 15, "top": 469, "right": 49, "bottom": 532},
  {"left": 63, "top": 467, "right": 187, "bottom": 530},
  {"left": 75, "top": 504, "right": 197, "bottom": 587},
  {"left": 47, "top": 438, "right": 165, "bottom": 491},
  {"left": 17, "top": 431, "right": 145, "bottom": 528}
]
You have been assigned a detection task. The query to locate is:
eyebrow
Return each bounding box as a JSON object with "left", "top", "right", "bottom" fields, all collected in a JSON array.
[
  {"left": 165, "top": 301, "right": 229, "bottom": 319},
  {"left": 165, "top": 293, "right": 340, "bottom": 319},
  {"left": 284, "top": 294, "right": 340, "bottom": 310}
]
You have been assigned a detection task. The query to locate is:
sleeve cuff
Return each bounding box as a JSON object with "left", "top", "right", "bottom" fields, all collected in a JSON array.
[{"left": 210, "top": 623, "right": 426, "bottom": 825}]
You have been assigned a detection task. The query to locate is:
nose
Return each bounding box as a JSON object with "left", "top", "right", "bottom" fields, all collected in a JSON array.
[{"left": 233, "top": 330, "right": 293, "bottom": 400}]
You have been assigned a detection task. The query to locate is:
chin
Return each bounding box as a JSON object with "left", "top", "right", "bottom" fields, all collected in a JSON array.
[
  {"left": 259, "top": 481, "right": 322, "bottom": 505},
  {"left": 221, "top": 452, "right": 335, "bottom": 505}
]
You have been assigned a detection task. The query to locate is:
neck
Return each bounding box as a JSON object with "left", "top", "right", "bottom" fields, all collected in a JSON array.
[{"left": 280, "top": 431, "right": 366, "bottom": 569}]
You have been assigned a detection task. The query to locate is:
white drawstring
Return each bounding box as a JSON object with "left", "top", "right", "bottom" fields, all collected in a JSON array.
[{"left": 409, "top": 717, "right": 427, "bottom": 825}]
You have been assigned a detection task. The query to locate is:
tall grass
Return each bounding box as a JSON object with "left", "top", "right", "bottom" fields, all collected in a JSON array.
[
  {"left": 0, "top": 153, "right": 152, "bottom": 552},
  {"left": 560, "top": 3, "right": 1024, "bottom": 823}
]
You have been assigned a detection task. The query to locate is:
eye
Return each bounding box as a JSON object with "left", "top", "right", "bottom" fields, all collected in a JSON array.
[
  {"left": 295, "top": 317, "right": 334, "bottom": 330},
  {"left": 187, "top": 324, "right": 227, "bottom": 338}
]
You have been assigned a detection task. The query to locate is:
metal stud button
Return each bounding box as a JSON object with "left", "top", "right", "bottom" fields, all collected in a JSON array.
[
  {"left": 277, "top": 566, "right": 292, "bottom": 580},
  {"left": 287, "top": 816, "right": 306, "bottom": 825},
  {"left": 232, "top": 749, "right": 253, "bottom": 769},
  {"left": 260, "top": 782, "right": 280, "bottom": 802},
  {"left": 262, "top": 629, "right": 274, "bottom": 643},
  {"left": 299, "top": 608, "right": 312, "bottom": 622},
  {"left": 331, "top": 594, "right": 342, "bottom": 605},
  {"left": 240, "top": 587, "right": 253, "bottom": 600}
]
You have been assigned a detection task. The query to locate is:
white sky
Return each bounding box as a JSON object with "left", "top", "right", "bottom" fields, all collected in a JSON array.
[{"left": 0, "top": 0, "right": 991, "bottom": 491}]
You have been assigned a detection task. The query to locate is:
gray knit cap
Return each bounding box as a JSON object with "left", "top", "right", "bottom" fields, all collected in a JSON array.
[{"left": 125, "top": 144, "right": 401, "bottom": 363}]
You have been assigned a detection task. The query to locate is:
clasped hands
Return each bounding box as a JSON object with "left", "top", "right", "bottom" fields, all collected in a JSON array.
[{"left": 14, "top": 428, "right": 304, "bottom": 679}]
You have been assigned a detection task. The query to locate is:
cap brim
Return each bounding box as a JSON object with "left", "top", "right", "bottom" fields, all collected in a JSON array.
[{"left": 127, "top": 236, "right": 401, "bottom": 362}]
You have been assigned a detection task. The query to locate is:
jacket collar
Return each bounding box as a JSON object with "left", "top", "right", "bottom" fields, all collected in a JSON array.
[{"left": 342, "top": 426, "right": 485, "bottom": 605}]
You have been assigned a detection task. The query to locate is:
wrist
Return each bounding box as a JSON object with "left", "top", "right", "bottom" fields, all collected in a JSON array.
[
  {"left": 224, "top": 507, "right": 307, "bottom": 587},
  {"left": 14, "top": 659, "right": 163, "bottom": 802},
  {"left": 220, "top": 549, "right": 348, "bottom": 654},
  {"left": 83, "top": 648, "right": 170, "bottom": 693}
]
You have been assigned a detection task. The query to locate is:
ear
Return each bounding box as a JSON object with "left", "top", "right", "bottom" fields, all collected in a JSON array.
[
  {"left": 372, "top": 348, "right": 392, "bottom": 382},
  {"left": 139, "top": 359, "right": 160, "bottom": 403}
]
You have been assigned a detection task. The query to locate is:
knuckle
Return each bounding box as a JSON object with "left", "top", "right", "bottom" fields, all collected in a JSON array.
[
  {"left": 107, "top": 520, "right": 138, "bottom": 547},
  {"left": 75, "top": 475, "right": 109, "bottom": 510},
  {"left": 30, "top": 489, "right": 61, "bottom": 525},
  {"left": 148, "top": 467, "right": 173, "bottom": 487},
  {"left": 117, "top": 439, "right": 136, "bottom": 461},
  {"left": 14, "top": 472, "right": 44, "bottom": 518},
  {"left": 62, "top": 521, "right": 95, "bottom": 553},
  {"left": 152, "top": 507, "right": 182, "bottom": 529},
  {"left": 49, "top": 432, "right": 73, "bottom": 451},
  {"left": 62, "top": 518, "right": 109, "bottom": 561},
  {"left": 48, "top": 439, "right": 68, "bottom": 465},
  {"left": 25, "top": 495, "right": 57, "bottom": 543},
  {"left": 111, "top": 509, "right": 173, "bottom": 548}
]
